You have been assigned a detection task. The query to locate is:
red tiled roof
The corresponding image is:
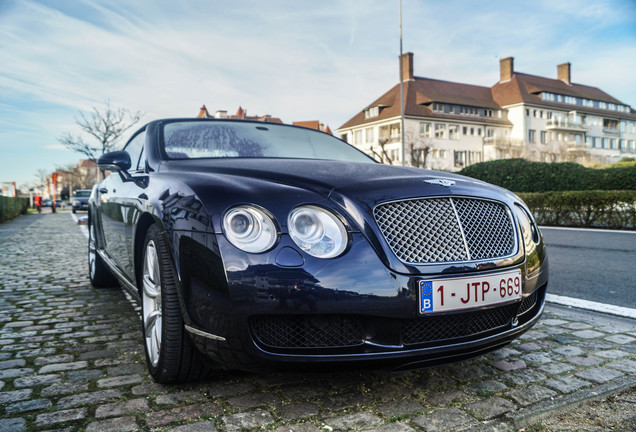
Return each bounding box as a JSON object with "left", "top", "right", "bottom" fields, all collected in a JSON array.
[
  {"left": 492, "top": 73, "right": 636, "bottom": 119},
  {"left": 340, "top": 79, "right": 511, "bottom": 130}
]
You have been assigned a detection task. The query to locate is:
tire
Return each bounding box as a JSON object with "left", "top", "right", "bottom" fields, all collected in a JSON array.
[
  {"left": 72, "top": 209, "right": 76, "bottom": 214},
  {"left": 141, "top": 224, "right": 213, "bottom": 383},
  {"left": 88, "top": 220, "right": 118, "bottom": 288}
]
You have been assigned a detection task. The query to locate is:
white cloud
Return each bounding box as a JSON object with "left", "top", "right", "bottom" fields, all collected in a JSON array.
[{"left": 0, "top": 0, "right": 635, "bottom": 185}]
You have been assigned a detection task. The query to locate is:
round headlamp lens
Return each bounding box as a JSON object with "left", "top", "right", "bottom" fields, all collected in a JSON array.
[
  {"left": 288, "top": 205, "right": 347, "bottom": 258},
  {"left": 223, "top": 206, "right": 277, "bottom": 253}
]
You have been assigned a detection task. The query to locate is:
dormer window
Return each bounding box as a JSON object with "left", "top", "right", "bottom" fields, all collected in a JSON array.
[{"left": 364, "top": 106, "right": 380, "bottom": 119}]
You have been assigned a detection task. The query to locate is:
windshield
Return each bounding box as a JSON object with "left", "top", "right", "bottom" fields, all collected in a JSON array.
[
  {"left": 74, "top": 190, "right": 91, "bottom": 197},
  {"left": 162, "top": 121, "right": 374, "bottom": 163}
]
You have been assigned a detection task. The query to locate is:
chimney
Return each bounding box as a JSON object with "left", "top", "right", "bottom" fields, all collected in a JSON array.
[
  {"left": 400, "top": 52, "right": 414, "bottom": 82},
  {"left": 500, "top": 57, "right": 514, "bottom": 82},
  {"left": 558, "top": 62, "right": 571, "bottom": 85}
]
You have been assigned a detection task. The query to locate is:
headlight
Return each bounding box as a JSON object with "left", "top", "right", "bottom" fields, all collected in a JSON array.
[
  {"left": 514, "top": 204, "right": 539, "bottom": 246},
  {"left": 288, "top": 205, "right": 348, "bottom": 258},
  {"left": 223, "top": 205, "right": 277, "bottom": 253}
]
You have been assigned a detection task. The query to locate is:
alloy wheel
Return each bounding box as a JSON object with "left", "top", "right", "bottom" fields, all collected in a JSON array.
[{"left": 142, "top": 240, "right": 162, "bottom": 367}]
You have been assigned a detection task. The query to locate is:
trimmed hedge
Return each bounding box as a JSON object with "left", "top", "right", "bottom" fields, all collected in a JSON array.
[
  {"left": 460, "top": 159, "right": 636, "bottom": 192},
  {"left": 518, "top": 190, "right": 636, "bottom": 230},
  {"left": 0, "top": 196, "right": 29, "bottom": 223}
]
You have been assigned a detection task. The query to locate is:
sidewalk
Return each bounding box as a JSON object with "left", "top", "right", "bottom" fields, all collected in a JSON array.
[{"left": 1, "top": 213, "right": 635, "bottom": 431}]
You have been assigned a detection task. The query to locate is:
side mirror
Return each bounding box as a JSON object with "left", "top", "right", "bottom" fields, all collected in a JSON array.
[{"left": 98, "top": 151, "right": 131, "bottom": 172}]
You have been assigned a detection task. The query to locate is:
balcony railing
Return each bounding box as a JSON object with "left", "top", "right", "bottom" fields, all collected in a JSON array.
[
  {"left": 545, "top": 119, "right": 590, "bottom": 131},
  {"left": 483, "top": 137, "right": 525, "bottom": 147}
]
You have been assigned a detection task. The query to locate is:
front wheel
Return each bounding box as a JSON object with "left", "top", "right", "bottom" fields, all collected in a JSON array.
[{"left": 141, "top": 224, "right": 214, "bottom": 383}]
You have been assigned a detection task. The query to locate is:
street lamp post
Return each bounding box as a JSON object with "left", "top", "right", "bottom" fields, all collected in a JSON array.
[{"left": 399, "top": 0, "right": 405, "bottom": 166}]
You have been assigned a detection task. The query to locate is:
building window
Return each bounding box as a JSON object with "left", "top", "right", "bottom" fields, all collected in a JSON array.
[
  {"left": 454, "top": 151, "right": 466, "bottom": 168},
  {"left": 364, "top": 106, "right": 380, "bottom": 118},
  {"left": 477, "top": 128, "right": 482, "bottom": 136},
  {"left": 470, "top": 127, "right": 475, "bottom": 136},
  {"left": 526, "top": 109, "right": 530, "bottom": 116},
  {"left": 540, "top": 131, "right": 547, "bottom": 144},
  {"left": 439, "top": 150, "right": 446, "bottom": 158},
  {"left": 486, "top": 128, "right": 493, "bottom": 138},
  {"left": 619, "top": 139, "right": 626, "bottom": 151},
  {"left": 435, "top": 123, "right": 446, "bottom": 139},
  {"left": 547, "top": 112, "right": 553, "bottom": 120},
  {"left": 469, "top": 151, "right": 482, "bottom": 165},
  {"left": 420, "top": 122, "right": 432, "bottom": 138},
  {"left": 629, "top": 140, "right": 635, "bottom": 153},
  {"left": 610, "top": 138, "right": 617, "bottom": 149},
  {"left": 602, "top": 138, "right": 609, "bottom": 149},
  {"left": 463, "top": 126, "right": 468, "bottom": 135},
  {"left": 354, "top": 130, "right": 363, "bottom": 145},
  {"left": 448, "top": 125, "right": 459, "bottom": 140},
  {"left": 365, "top": 127, "right": 374, "bottom": 144},
  {"left": 389, "top": 124, "right": 400, "bottom": 142},
  {"left": 528, "top": 129, "right": 536, "bottom": 143}
]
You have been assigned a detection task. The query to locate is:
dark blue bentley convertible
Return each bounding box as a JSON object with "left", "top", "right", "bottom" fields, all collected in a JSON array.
[{"left": 89, "top": 118, "right": 548, "bottom": 383}]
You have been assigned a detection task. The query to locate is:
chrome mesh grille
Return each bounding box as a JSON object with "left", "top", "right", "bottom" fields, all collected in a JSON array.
[{"left": 374, "top": 197, "right": 515, "bottom": 264}]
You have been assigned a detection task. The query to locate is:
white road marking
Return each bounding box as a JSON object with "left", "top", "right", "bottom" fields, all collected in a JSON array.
[
  {"left": 70, "top": 213, "right": 89, "bottom": 239},
  {"left": 540, "top": 226, "right": 636, "bottom": 235},
  {"left": 546, "top": 294, "right": 636, "bottom": 320}
]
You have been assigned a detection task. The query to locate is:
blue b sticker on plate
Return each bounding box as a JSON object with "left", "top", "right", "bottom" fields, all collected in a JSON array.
[{"left": 419, "top": 281, "right": 433, "bottom": 313}]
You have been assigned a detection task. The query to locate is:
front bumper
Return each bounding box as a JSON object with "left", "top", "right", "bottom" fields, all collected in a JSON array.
[{"left": 177, "top": 232, "right": 548, "bottom": 372}]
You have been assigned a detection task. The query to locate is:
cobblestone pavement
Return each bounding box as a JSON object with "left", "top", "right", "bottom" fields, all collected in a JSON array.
[{"left": 1, "top": 213, "right": 635, "bottom": 432}]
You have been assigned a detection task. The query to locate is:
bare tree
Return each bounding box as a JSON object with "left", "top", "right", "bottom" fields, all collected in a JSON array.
[
  {"left": 405, "top": 130, "right": 432, "bottom": 169},
  {"left": 34, "top": 169, "right": 49, "bottom": 191},
  {"left": 60, "top": 162, "right": 99, "bottom": 191},
  {"left": 369, "top": 138, "right": 397, "bottom": 165},
  {"left": 58, "top": 100, "right": 142, "bottom": 159}
]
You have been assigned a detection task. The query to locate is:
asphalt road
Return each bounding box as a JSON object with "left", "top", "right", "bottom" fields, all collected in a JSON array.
[{"left": 541, "top": 226, "right": 636, "bottom": 309}]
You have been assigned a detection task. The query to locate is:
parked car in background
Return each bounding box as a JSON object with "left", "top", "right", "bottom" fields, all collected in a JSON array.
[
  {"left": 88, "top": 118, "right": 548, "bottom": 383},
  {"left": 72, "top": 190, "right": 92, "bottom": 213},
  {"left": 42, "top": 199, "right": 61, "bottom": 208}
]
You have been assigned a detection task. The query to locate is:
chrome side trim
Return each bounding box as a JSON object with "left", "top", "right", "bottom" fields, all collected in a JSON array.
[{"left": 184, "top": 325, "right": 226, "bottom": 342}]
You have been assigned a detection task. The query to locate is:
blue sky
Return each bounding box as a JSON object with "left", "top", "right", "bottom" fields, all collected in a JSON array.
[{"left": 1, "top": 0, "right": 635, "bottom": 188}]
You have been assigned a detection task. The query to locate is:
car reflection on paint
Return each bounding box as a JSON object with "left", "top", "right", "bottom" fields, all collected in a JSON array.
[{"left": 88, "top": 118, "right": 548, "bottom": 383}]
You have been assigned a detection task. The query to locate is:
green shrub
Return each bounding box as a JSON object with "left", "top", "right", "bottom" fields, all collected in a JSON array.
[
  {"left": 0, "top": 196, "right": 28, "bottom": 223},
  {"left": 518, "top": 190, "right": 636, "bottom": 230},
  {"left": 460, "top": 159, "right": 636, "bottom": 192}
]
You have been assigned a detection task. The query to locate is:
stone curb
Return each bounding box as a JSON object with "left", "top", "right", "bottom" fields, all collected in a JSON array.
[{"left": 506, "top": 373, "right": 636, "bottom": 428}]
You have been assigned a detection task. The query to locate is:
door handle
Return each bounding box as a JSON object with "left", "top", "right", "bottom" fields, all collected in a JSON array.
[{"left": 99, "top": 187, "right": 108, "bottom": 194}]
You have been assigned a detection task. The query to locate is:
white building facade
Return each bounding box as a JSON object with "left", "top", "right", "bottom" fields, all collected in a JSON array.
[{"left": 338, "top": 54, "right": 636, "bottom": 171}]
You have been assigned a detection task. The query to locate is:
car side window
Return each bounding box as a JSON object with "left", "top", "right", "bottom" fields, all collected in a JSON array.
[{"left": 124, "top": 130, "right": 146, "bottom": 172}]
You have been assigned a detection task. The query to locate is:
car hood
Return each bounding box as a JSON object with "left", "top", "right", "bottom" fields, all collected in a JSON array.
[
  {"left": 159, "top": 158, "right": 511, "bottom": 200},
  {"left": 158, "top": 158, "right": 522, "bottom": 274}
]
